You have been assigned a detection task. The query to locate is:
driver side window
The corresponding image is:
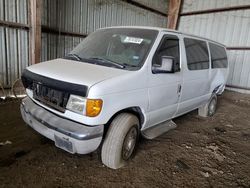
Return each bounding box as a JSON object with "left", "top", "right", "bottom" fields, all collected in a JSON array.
[{"left": 153, "top": 35, "right": 180, "bottom": 67}]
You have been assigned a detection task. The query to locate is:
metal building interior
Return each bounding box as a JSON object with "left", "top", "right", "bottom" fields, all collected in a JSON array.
[{"left": 0, "top": 0, "right": 250, "bottom": 187}]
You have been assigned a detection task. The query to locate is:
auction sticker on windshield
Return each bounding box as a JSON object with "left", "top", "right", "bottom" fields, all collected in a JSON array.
[{"left": 123, "top": 36, "right": 143, "bottom": 44}]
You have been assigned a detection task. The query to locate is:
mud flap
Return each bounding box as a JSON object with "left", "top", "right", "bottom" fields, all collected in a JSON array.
[{"left": 198, "top": 103, "right": 209, "bottom": 117}]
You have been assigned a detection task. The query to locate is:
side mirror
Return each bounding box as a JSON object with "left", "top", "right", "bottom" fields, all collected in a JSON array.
[{"left": 152, "top": 56, "right": 180, "bottom": 74}]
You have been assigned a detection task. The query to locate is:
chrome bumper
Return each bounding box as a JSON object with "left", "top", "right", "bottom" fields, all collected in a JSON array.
[{"left": 20, "top": 97, "right": 104, "bottom": 154}]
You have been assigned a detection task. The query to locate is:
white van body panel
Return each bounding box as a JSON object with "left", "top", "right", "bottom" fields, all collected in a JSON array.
[
  {"left": 25, "top": 69, "right": 150, "bottom": 127},
  {"left": 175, "top": 35, "right": 211, "bottom": 116},
  {"left": 27, "top": 58, "right": 129, "bottom": 87},
  {"left": 20, "top": 26, "right": 229, "bottom": 154},
  {"left": 209, "top": 45, "right": 229, "bottom": 94},
  {"left": 88, "top": 68, "right": 149, "bottom": 127},
  {"left": 146, "top": 31, "right": 182, "bottom": 129},
  {"left": 210, "top": 68, "right": 228, "bottom": 93},
  {"left": 22, "top": 28, "right": 229, "bottom": 128}
]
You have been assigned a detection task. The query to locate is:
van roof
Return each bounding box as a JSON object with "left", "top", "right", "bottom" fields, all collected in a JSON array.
[{"left": 100, "top": 26, "right": 226, "bottom": 47}]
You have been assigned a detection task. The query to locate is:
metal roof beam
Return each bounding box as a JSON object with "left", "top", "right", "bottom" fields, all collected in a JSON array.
[
  {"left": 181, "top": 5, "right": 250, "bottom": 16},
  {"left": 167, "top": 0, "right": 182, "bottom": 29},
  {"left": 0, "top": 20, "right": 30, "bottom": 30},
  {"left": 29, "top": 0, "right": 42, "bottom": 64},
  {"left": 122, "top": 0, "right": 167, "bottom": 17}
]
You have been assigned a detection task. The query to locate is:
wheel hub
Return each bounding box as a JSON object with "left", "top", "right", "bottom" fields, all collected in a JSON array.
[{"left": 122, "top": 126, "right": 138, "bottom": 161}]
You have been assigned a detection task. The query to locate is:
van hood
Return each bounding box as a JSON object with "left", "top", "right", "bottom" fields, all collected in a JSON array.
[{"left": 26, "top": 58, "right": 129, "bottom": 87}]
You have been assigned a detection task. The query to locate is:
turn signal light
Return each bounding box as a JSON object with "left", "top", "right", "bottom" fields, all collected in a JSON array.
[{"left": 86, "top": 99, "right": 103, "bottom": 117}]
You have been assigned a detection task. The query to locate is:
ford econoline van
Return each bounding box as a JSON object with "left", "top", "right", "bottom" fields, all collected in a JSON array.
[{"left": 20, "top": 26, "right": 229, "bottom": 169}]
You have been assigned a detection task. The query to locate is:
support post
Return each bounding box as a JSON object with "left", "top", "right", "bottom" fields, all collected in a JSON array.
[
  {"left": 29, "top": 0, "right": 42, "bottom": 64},
  {"left": 167, "top": 0, "right": 182, "bottom": 30}
]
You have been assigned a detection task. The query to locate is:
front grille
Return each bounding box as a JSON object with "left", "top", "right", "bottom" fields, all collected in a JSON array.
[
  {"left": 21, "top": 69, "right": 88, "bottom": 113},
  {"left": 33, "top": 82, "right": 70, "bottom": 112}
]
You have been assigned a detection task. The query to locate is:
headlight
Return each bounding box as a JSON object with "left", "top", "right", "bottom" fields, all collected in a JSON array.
[
  {"left": 66, "top": 95, "right": 103, "bottom": 117},
  {"left": 66, "top": 95, "right": 87, "bottom": 114}
]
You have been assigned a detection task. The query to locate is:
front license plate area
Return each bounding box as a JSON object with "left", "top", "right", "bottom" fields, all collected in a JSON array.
[{"left": 54, "top": 135, "right": 74, "bottom": 153}]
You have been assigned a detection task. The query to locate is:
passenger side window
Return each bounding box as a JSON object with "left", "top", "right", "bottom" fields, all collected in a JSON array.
[
  {"left": 209, "top": 43, "right": 228, "bottom": 68},
  {"left": 153, "top": 35, "right": 180, "bottom": 67},
  {"left": 184, "top": 38, "right": 209, "bottom": 70}
]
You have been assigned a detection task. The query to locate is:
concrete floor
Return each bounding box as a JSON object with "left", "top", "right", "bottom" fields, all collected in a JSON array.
[{"left": 0, "top": 91, "right": 250, "bottom": 187}]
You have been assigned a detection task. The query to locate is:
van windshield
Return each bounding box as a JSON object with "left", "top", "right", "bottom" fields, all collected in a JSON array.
[{"left": 65, "top": 28, "right": 158, "bottom": 70}]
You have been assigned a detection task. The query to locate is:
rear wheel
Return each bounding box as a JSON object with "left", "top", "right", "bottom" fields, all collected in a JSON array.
[
  {"left": 101, "top": 113, "right": 139, "bottom": 169},
  {"left": 207, "top": 94, "right": 217, "bottom": 116},
  {"left": 198, "top": 94, "right": 217, "bottom": 117}
]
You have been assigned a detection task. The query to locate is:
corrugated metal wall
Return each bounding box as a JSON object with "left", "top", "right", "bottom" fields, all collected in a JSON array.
[
  {"left": 0, "top": 0, "right": 29, "bottom": 88},
  {"left": 41, "top": 33, "right": 83, "bottom": 62},
  {"left": 133, "top": 0, "right": 168, "bottom": 14},
  {"left": 178, "top": 0, "right": 250, "bottom": 92},
  {"left": 2, "top": 0, "right": 248, "bottom": 93},
  {"left": 41, "top": 0, "right": 168, "bottom": 61},
  {"left": 182, "top": 0, "right": 250, "bottom": 13}
]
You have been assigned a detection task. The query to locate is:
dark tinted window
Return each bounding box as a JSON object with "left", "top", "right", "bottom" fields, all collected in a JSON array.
[
  {"left": 153, "top": 35, "right": 179, "bottom": 66},
  {"left": 209, "top": 43, "right": 228, "bottom": 68},
  {"left": 184, "top": 38, "right": 209, "bottom": 70}
]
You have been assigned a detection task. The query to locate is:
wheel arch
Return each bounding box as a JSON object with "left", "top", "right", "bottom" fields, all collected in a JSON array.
[
  {"left": 212, "top": 84, "right": 225, "bottom": 95},
  {"left": 103, "top": 106, "right": 145, "bottom": 137}
]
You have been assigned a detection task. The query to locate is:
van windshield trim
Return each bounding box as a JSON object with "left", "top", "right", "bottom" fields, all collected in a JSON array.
[{"left": 65, "top": 28, "right": 159, "bottom": 71}]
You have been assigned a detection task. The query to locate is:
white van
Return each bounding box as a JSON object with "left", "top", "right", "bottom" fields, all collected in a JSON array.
[{"left": 20, "top": 26, "right": 228, "bottom": 169}]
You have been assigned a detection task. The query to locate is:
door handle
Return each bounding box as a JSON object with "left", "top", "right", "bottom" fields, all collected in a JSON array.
[{"left": 177, "top": 84, "right": 182, "bottom": 94}]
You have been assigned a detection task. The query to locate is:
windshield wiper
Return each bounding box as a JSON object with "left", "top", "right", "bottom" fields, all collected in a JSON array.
[
  {"left": 123, "top": 63, "right": 138, "bottom": 68},
  {"left": 89, "top": 57, "right": 125, "bottom": 69},
  {"left": 65, "top": 53, "right": 82, "bottom": 61}
]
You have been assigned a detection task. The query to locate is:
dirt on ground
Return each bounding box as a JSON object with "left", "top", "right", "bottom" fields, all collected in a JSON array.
[{"left": 0, "top": 91, "right": 250, "bottom": 188}]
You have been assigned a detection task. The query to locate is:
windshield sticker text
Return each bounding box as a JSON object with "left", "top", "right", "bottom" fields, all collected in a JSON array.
[{"left": 123, "top": 37, "right": 143, "bottom": 44}]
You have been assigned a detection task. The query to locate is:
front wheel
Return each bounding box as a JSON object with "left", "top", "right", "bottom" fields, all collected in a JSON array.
[{"left": 101, "top": 113, "right": 139, "bottom": 169}]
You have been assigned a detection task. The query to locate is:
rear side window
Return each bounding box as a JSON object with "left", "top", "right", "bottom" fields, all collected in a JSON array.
[
  {"left": 209, "top": 43, "right": 228, "bottom": 68},
  {"left": 184, "top": 38, "right": 209, "bottom": 70}
]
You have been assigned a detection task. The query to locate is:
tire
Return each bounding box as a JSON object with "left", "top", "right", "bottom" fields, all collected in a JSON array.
[
  {"left": 198, "top": 93, "right": 217, "bottom": 117},
  {"left": 207, "top": 94, "right": 217, "bottom": 116},
  {"left": 101, "top": 113, "right": 139, "bottom": 169}
]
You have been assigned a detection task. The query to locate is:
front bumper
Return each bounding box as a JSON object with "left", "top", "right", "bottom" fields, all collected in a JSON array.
[{"left": 20, "top": 97, "right": 104, "bottom": 154}]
